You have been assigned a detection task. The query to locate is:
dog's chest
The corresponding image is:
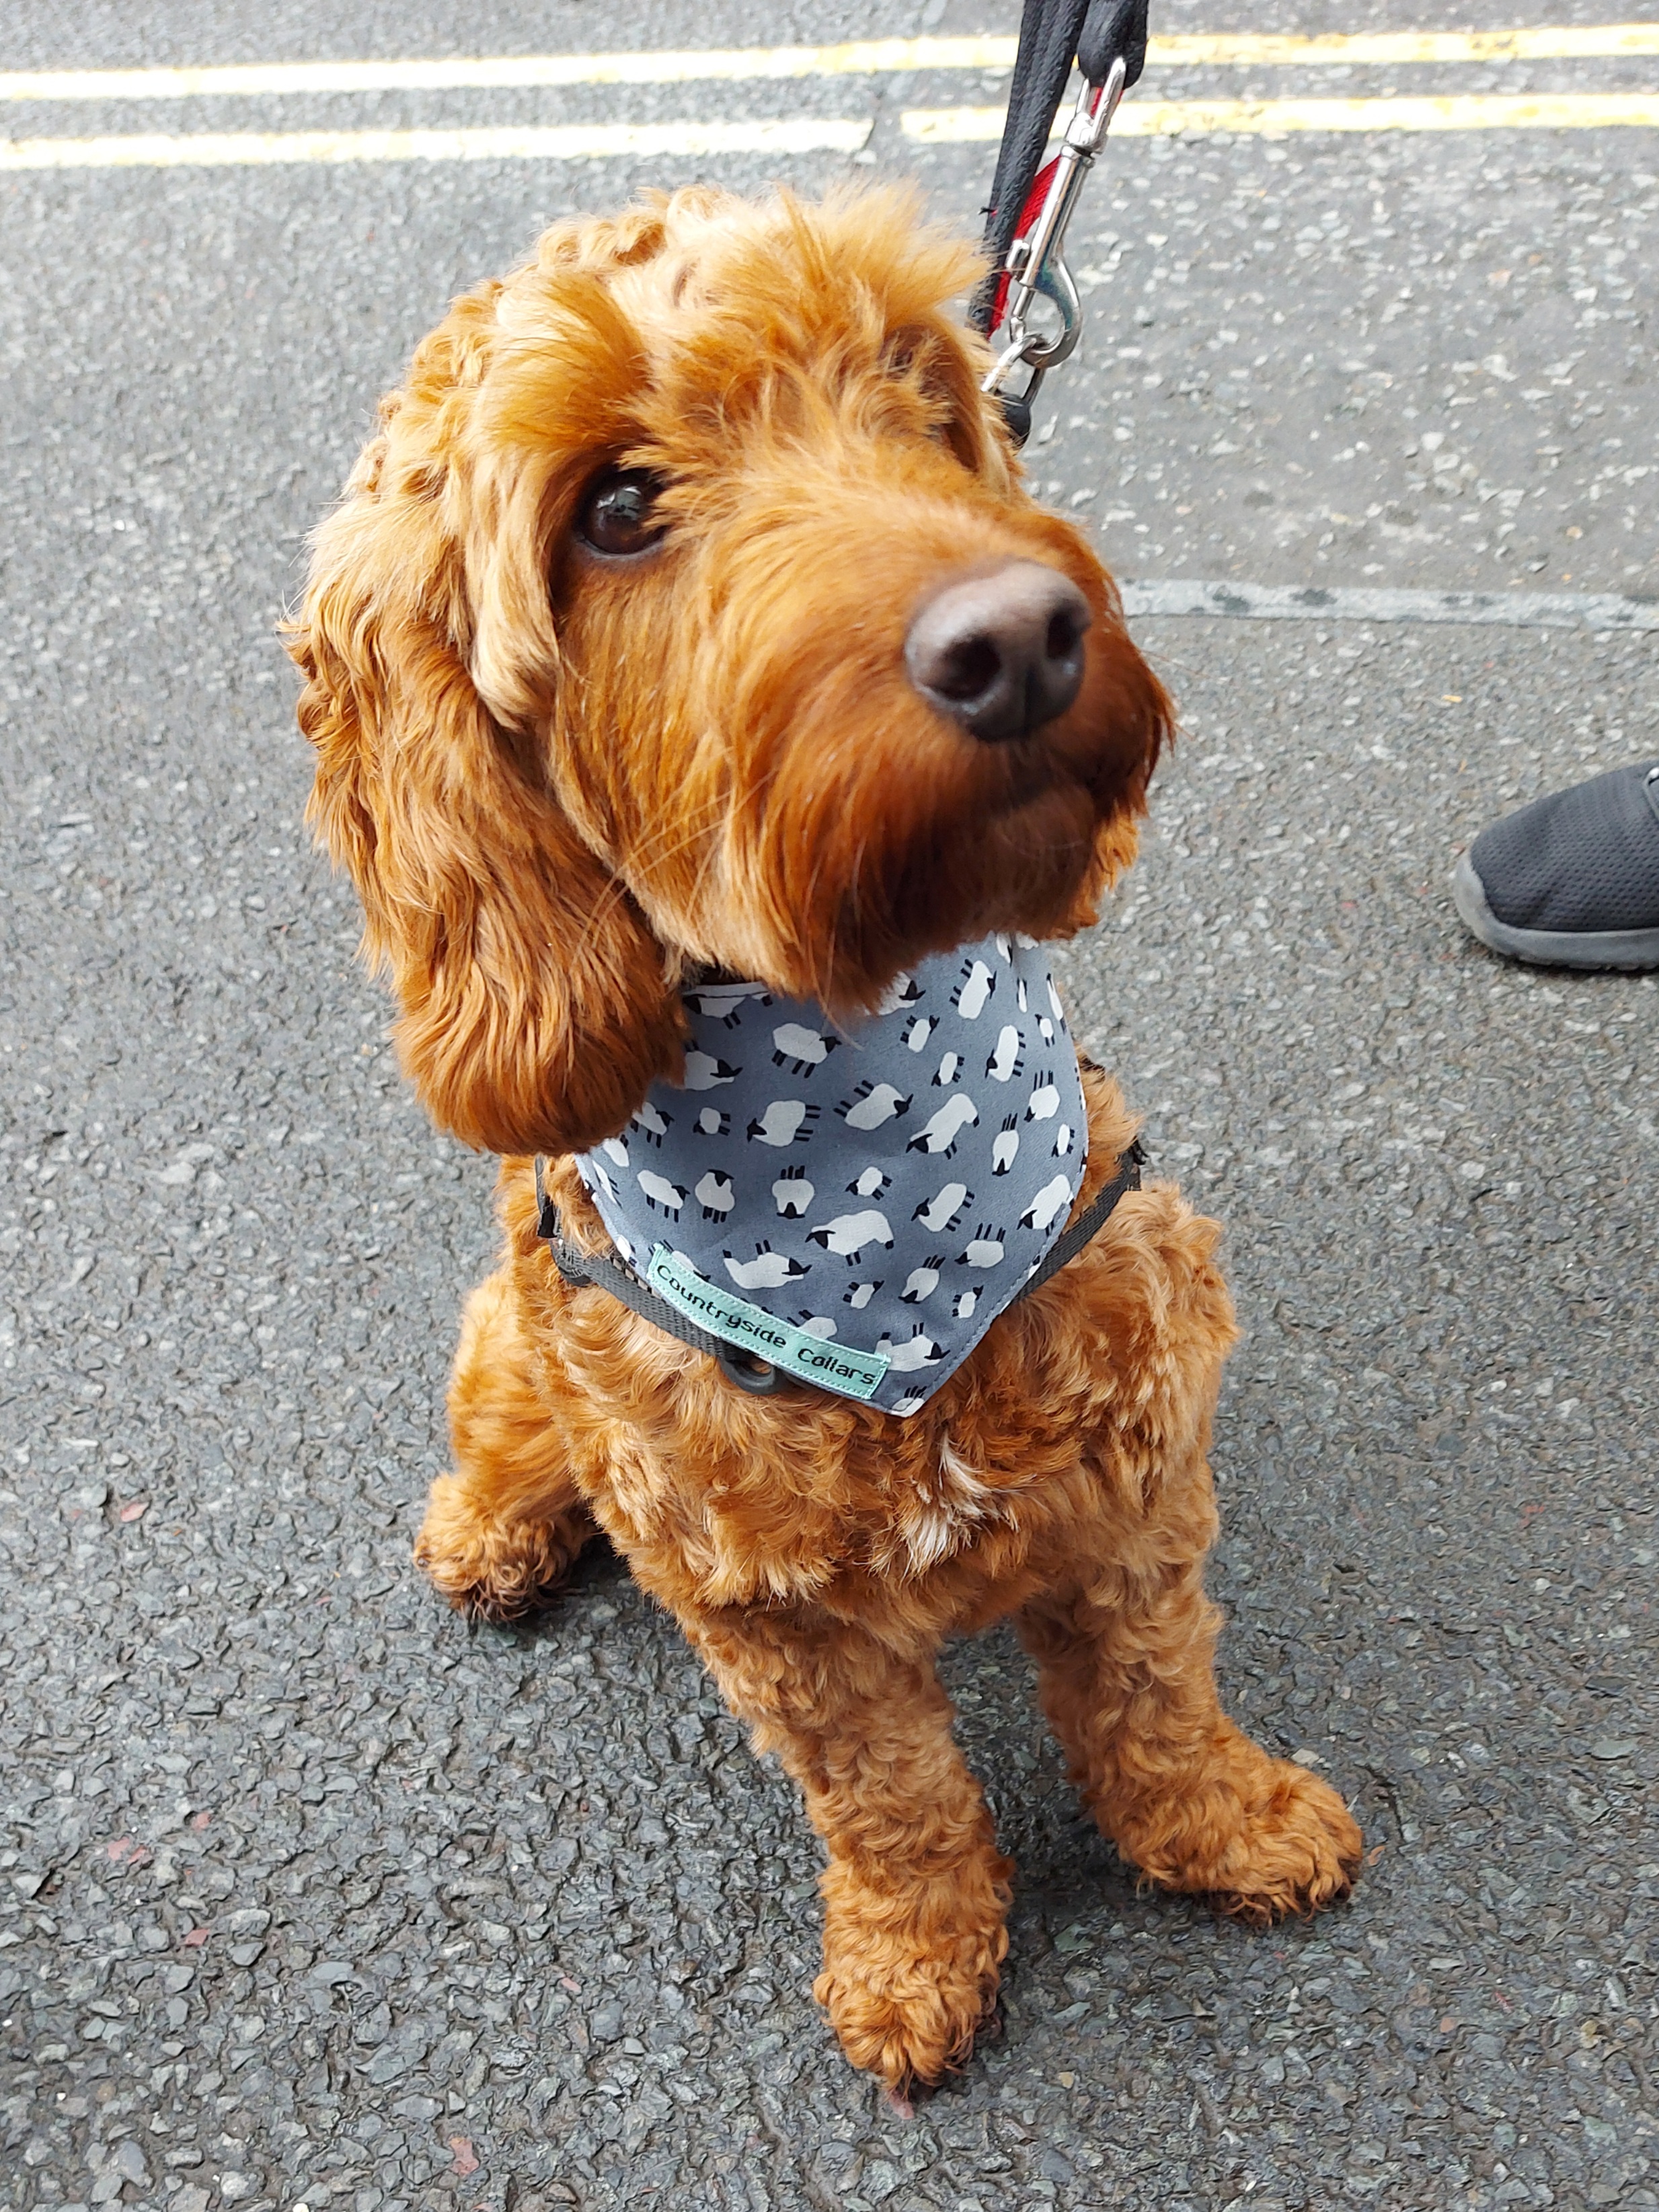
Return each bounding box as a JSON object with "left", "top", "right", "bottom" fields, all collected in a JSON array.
[
  {"left": 655, "top": 1420, "right": 1041, "bottom": 1606},
  {"left": 574, "top": 933, "right": 1089, "bottom": 1414},
  {"left": 867, "top": 1435, "right": 1028, "bottom": 1579}
]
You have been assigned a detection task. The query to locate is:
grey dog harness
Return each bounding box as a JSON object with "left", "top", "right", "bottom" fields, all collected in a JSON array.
[{"left": 537, "top": 934, "right": 1143, "bottom": 1414}]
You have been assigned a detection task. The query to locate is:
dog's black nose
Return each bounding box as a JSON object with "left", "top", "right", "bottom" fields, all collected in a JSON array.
[{"left": 904, "top": 562, "right": 1091, "bottom": 745}]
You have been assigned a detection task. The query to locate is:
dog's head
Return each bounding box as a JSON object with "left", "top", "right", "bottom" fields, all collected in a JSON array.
[{"left": 291, "top": 185, "right": 1171, "bottom": 1156}]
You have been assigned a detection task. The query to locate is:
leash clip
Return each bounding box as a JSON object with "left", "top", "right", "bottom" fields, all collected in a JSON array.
[{"left": 983, "top": 54, "right": 1128, "bottom": 439}]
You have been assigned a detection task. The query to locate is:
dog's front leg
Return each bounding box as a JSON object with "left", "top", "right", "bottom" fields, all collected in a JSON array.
[
  {"left": 1019, "top": 1556, "right": 1362, "bottom": 1925},
  {"left": 414, "top": 1270, "right": 595, "bottom": 1621},
  {"left": 685, "top": 1611, "right": 1009, "bottom": 2093}
]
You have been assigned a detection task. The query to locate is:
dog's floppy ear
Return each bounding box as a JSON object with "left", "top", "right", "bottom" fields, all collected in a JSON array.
[{"left": 288, "top": 333, "right": 683, "bottom": 1159}]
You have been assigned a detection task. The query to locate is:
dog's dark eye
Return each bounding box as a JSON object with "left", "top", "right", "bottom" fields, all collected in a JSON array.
[{"left": 577, "top": 468, "right": 667, "bottom": 558}]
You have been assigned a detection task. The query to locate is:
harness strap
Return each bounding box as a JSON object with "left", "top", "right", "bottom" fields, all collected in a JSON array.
[
  {"left": 533, "top": 1139, "right": 1146, "bottom": 1402},
  {"left": 1018, "top": 1135, "right": 1145, "bottom": 1300},
  {"left": 534, "top": 1157, "right": 788, "bottom": 1395}
]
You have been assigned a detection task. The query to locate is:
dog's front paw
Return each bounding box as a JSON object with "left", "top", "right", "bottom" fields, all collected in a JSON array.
[
  {"left": 1130, "top": 1735, "right": 1362, "bottom": 1925},
  {"left": 814, "top": 1871, "right": 1007, "bottom": 2093},
  {"left": 414, "top": 1474, "right": 593, "bottom": 1623},
  {"left": 1196, "top": 1759, "right": 1362, "bottom": 1925}
]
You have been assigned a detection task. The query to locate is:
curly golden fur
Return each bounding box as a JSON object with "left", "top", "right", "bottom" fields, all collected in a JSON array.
[{"left": 289, "top": 183, "right": 1360, "bottom": 2095}]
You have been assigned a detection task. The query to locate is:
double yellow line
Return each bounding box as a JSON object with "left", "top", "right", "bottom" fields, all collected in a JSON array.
[
  {"left": 900, "top": 21, "right": 1659, "bottom": 143},
  {"left": 3, "top": 26, "right": 1658, "bottom": 171},
  {"left": 3, "top": 25, "right": 1658, "bottom": 102}
]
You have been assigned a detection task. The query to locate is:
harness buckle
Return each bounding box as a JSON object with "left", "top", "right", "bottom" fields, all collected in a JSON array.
[{"left": 714, "top": 1346, "right": 791, "bottom": 1397}]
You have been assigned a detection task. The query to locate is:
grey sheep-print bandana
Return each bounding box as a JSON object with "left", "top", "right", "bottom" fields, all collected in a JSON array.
[{"left": 574, "top": 932, "right": 1089, "bottom": 1414}]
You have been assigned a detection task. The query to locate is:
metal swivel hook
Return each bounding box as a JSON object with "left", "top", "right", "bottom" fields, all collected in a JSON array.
[{"left": 983, "top": 54, "right": 1128, "bottom": 436}]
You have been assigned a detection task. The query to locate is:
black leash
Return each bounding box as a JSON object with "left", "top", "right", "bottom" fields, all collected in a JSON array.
[
  {"left": 972, "top": 0, "right": 1149, "bottom": 445},
  {"left": 534, "top": 1141, "right": 1145, "bottom": 1402}
]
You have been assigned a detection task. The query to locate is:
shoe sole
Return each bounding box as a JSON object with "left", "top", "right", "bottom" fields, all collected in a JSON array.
[{"left": 1453, "top": 852, "right": 1659, "bottom": 972}]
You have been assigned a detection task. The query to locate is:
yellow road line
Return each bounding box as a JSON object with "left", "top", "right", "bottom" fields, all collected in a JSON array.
[
  {"left": 3, "top": 27, "right": 1658, "bottom": 104},
  {"left": 0, "top": 116, "right": 874, "bottom": 171},
  {"left": 1149, "top": 26, "right": 1659, "bottom": 65},
  {"left": 904, "top": 91, "right": 1659, "bottom": 141},
  {"left": 0, "top": 41, "right": 1010, "bottom": 102}
]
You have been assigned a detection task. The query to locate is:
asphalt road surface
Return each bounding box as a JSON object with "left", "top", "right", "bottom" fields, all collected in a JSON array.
[{"left": 1, "top": 4, "right": 1655, "bottom": 2209}]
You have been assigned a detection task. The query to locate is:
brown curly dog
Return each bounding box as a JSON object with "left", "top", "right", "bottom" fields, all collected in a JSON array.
[{"left": 290, "top": 183, "right": 1360, "bottom": 2096}]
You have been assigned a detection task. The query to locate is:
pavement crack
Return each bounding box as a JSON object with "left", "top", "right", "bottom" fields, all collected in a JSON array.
[{"left": 1361, "top": 1760, "right": 1407, "bottom": 1841}]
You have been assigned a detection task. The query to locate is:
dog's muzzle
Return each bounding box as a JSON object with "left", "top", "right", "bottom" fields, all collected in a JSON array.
[{"left": 904, "top": 560, "right": 1090, "bottom": 746}]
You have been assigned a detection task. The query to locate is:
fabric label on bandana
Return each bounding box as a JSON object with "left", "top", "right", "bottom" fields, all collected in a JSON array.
[
  {"left": 574, "top": 931, "right": 1088, "bottom": 1416},
  {"left": 646, "top": 1246, "right": 888, "bottom": 1400}
]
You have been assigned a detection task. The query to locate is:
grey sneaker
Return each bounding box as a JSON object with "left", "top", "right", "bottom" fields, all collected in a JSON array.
[{"left": 1453, "top": 762, "right": 1659, "bottom": 971}]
